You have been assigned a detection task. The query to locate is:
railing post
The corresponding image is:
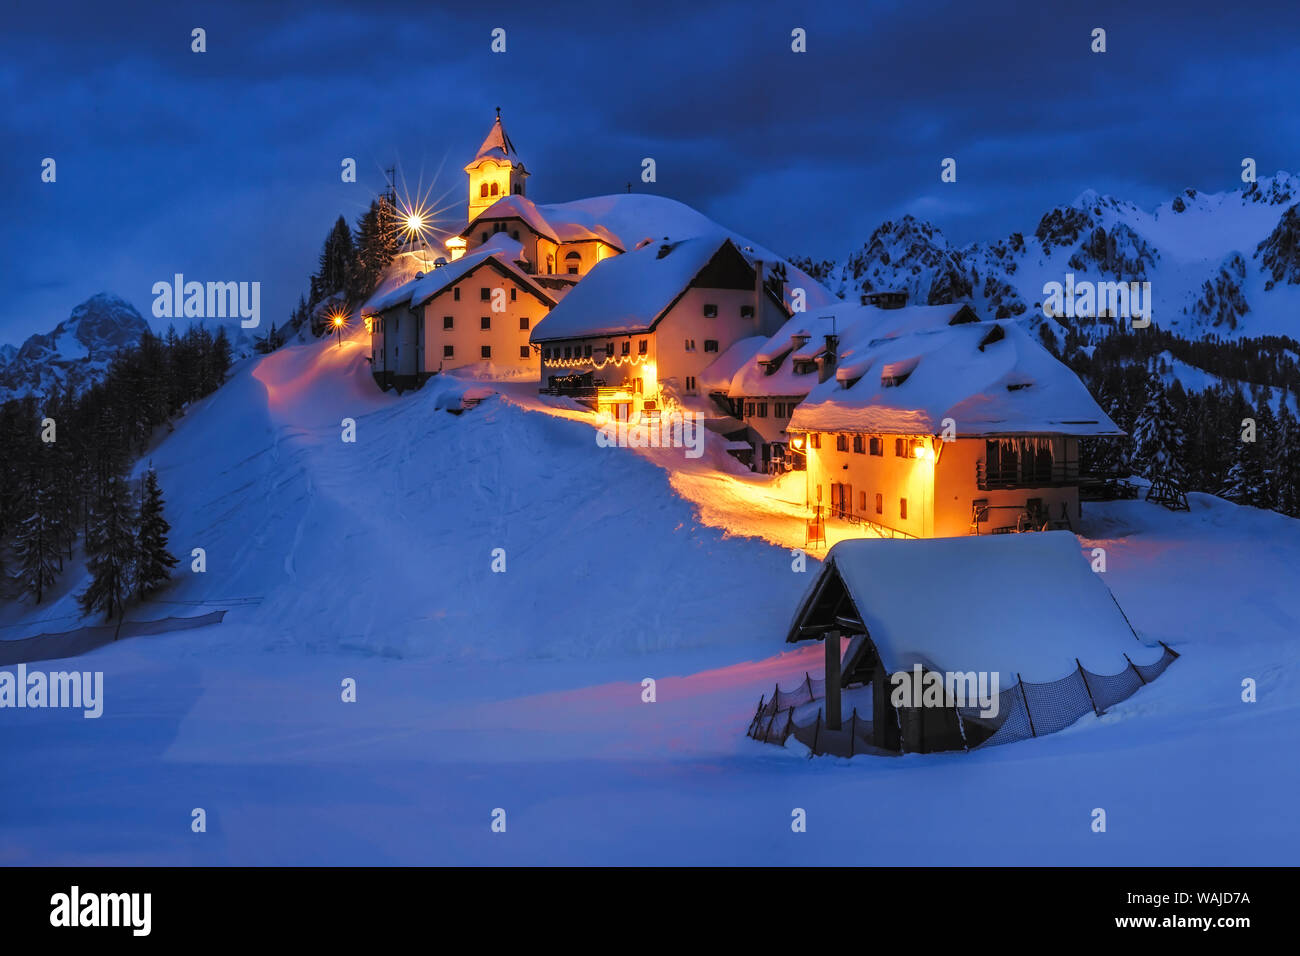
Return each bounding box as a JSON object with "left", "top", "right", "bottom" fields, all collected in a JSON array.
[
  {"left": 1018, "top": 673, "right": 1037, "bottom": 737},
  {"left": 811, "top": 709, "right": 822, "bottom": 754},
  {"left": 1124, "top": 653, "right": 1147, "bottom": 685},
  {"left": 1076, "top": 658, "right": 1102, "bottom": 716},
  {"left": 849, "top": 708, "right": 857, "bottom": 757}
]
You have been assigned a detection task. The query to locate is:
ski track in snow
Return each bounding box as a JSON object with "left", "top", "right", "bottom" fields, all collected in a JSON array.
[{"left": 1, "top": 330, "right": 1298, "bottom": 864}]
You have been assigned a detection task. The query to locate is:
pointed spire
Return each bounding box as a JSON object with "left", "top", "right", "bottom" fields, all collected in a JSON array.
[{"left": 472, "top": 110, "right": 522, "bottom": 165}]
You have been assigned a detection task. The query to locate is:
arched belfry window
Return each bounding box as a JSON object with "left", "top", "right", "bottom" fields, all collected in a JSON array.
[
  {"left": 490, "top": 183, "right": 499, "bottom": 196},
  {"left": 480, "top": 183, "right": 489, "bottom": 198}
]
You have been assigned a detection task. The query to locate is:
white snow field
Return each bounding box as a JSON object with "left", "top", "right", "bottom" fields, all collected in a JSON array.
[{"left": 2, "top": 329, "right": 1298, "bottom": 865}]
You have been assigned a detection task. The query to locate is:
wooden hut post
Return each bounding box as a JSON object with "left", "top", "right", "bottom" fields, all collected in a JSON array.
[{"left": 825, "top": 631, "right": 842, "bottom": 730}]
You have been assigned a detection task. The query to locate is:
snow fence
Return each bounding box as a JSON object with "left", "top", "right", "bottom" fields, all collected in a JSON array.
[
  {"left": 746, "top": 642, "right": 1179, "bottom": 757},
  {"left": 0, "top": 610, "right": 228, "bottom": 666}
]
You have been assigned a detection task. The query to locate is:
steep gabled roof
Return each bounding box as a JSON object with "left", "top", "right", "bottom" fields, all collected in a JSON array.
[
  {"left": 786, "top": 531, "right": 1147, "bottom": 681},
  {"left": 363, "top": 238, "right": 554, "bottom": 315},
  {"left": 529, "top": 235, "right": 780, "bottom": 342}
]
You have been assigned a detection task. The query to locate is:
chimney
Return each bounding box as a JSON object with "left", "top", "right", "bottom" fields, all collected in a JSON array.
[{"left": 818, "top": 334, "right": 838, "bottom": 383}]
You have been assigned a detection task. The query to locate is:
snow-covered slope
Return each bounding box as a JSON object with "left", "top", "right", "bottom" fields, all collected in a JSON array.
[
  {"left": 805, "top": 172, "right": 1300, "bottom": 341},
  {"left": 0, "top": 293, "right": 149, "bottom": 401}
]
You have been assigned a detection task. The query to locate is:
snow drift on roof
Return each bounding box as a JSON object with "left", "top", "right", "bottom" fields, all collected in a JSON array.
[
  {"left": 530, "top": 235, "right": 738, "bottom": 341},
  {"left": 789, "top": 531, "right": 1149, "bottom": 680},
  {"left": 699, "top": 336, "right": 768, "bottom": 393},
  {"left": 787, "top": 319, "right": 1120, "bottom": 436},
  {"left": 363, "top": 238, "right": 551, "bottom": 315}
]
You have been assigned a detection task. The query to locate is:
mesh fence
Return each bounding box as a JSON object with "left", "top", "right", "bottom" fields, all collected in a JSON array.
[
  {"left": 746, "top": 643, "right": 1179, "bottom": 757},
  {"left": 0, "top": 610, "right": 228, "bottom": 666}
]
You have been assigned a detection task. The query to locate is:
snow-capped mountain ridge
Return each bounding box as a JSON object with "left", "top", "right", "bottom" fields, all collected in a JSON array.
[
  {"left": 0, "top": 293, "right": 149, "bottom": 402},
  {"left": 802, "top": 172, "right": 1300, "bottom": 341}
]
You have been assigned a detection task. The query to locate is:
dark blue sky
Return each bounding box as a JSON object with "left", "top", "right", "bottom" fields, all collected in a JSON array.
[{"left": 3, "top": 0, "right": 1296, "bottom": 344}]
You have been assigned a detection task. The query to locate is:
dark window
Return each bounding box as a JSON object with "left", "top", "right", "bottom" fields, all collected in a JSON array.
[
  {"left": 685, "top": 339, "right": 695, "bottom": 351},
  {"left": 774, "top": 402, "right": 784, "bottom": 417},
  {"left": 875, "top": 493, "right": 883, "bottom": 514},
  {"left": 869, "top": 437, "right": 883, "bottom": 456},
  {"left": 512, "top": 230, "right": 520, "bottom": 240},
  {"left": 481, "top": 233, "right": 488, "bottom": 243},
  {"left": 511, "top": 288, "right": 517, "bottom": 302},
  {"left": 686, "top": 376, "right": 696, "bottom": 392},
  {"left": 859, "top": 491, "right": 867, "bottom": 511},
  {"left": 481, "top": 345, "right": 492, "bottom": 359},
  {"left": 542, "top": 347, "right": 551, "bottom": 359},
  {"left": 519, "top": 316, "right": 529, "bottom": 330},
  {"left": 704, "top": 340, "right": 719, "bottom": 353},
  {"left": 703, "top": 304, "right": 718, "bottom": 317},
  {"left": 900, "top": 498, "right": 908, "bottom": 519},
  {"left": 443, "top": 345, "right": 454, "bottom": 358},
  {"left": 519, "top": 345, "right": 530, "bottom": 359},
  {"left": 606, "top": 341, "right": 615, "bottom": 355},
  {"left": 513, "top": 184, "right": 521, "bottom": 194},
  {"left": 741, "top": 305, "right": 755, "bottom": 318},
  {"left": 480, "top": 316, "right": 491, "bottom": 330},
  {"left": 583, "top": 345, "right": 592, "bottom": 357},
  {"left": 745, "top": 402, "right": 755, "bottom": 418},
  {"left": 480, "top": 288, "right": 491, "bottom": 301},
  {"left": 454, "top": 287, "right": 461, "bottom": 301},
  {"left": 621, "top": 341, "right": 630, "bottom": 355},
  {"left": 564, "top": 346, "right": 572, "bottom": 358},
  {"left": 443, "top": 316, "right": 453, "bottom": 330},
  {"left": 895, "top": 438, "right": 907, "bottom": 457},
  {"left": 756, "top": 402, "right": 768, "bottom": 418},
  {"left": 638, "top": 339, "right": 648, "bottom": 355},
  {"left": 852, "top": 435, "right": 865, "bottom": 454},
  {"left": 836, "top": 434, "right": 848, "bottom": 451}
]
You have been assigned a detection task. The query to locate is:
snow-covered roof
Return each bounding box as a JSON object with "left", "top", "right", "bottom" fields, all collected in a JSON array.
[
  {"left": 530, "top": 236, "right": 769, "bottom": 342},
  {"left": 788, "top": 531, "right": 1149, "bottom": 681},
  {"left": 363, "top": 238, "right": 554, "bottom": 315},
  {"left": 726, "top": 302, "right": 978, "bottom": 400},
  {"left": 699, "top": 336, "right": 767, "bottom": 393},
  {"left": 786, "top": 318, "right": 1120, "bottom": 437},
  {"left": 463, "top": 194, "right": 624, "bottom": 250},
  {"left": 466, "top": 113, "right": 524, "bottom": 169}
]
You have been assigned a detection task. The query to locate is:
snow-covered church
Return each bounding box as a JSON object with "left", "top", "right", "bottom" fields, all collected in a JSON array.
[{"left": 364, "top": 110, "right": 829, "bottom": 393}]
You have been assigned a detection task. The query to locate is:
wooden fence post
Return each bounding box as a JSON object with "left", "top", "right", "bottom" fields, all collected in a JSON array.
[
  {"left": 1076, "top": 658, "right": 1102, "bottom": 716},
  {"left": 1124, "top": 653, "right": 1147, "bottom": 686},
  {"left": 1018, "top": 673, "right": 1037, "bottom": 737},
  {"left": 811, "top": 709, "right": 822, "bottom": 754}
]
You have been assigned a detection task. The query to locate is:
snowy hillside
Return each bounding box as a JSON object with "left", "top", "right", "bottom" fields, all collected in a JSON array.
[
  {"left": 1, "top": 330, "right": 1298, "bottom": 864},
  {"left": 0, "top": 293, "right": 149, "bottom": 401},
  {"left": 802, "top": 172, "right": 1300, "bottom": 341}
]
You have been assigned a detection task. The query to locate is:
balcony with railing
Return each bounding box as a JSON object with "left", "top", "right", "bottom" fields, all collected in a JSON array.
[{"left": 976, "top": 459, "right": 1078, "bottom": 490}]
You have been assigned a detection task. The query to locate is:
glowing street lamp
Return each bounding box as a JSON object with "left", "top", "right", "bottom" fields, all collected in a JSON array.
[{"left": 328, "top": 310, "right": 350, "bottom": 348}]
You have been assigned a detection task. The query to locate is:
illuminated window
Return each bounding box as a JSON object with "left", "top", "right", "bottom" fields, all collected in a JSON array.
[
  {"left": 810, "top": 434, "right": 821, "bottom": 449},
  {"left": 490, "top": 183, "right": 499, "bottom": 196},
  {"left": 480, "top": 184, "right": 489, "bottom": 198}
]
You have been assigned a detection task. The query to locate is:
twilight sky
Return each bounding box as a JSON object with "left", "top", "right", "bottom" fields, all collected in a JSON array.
[{"left": 2, "top": 0, "right": 1297, "bottom": 344}]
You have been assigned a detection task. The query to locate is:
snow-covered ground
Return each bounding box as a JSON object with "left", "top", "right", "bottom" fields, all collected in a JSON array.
[{"left": 2, "top": 330, "right": 1298, "bottom": 865}]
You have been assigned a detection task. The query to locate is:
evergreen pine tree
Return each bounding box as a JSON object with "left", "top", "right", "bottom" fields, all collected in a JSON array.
[
  {"left": 1132, "top": 371, "right": 1187, "bottom": 483},
  {"left": 77, "top": 476, "right": 136, "bottom": 620},
  {"left": 13, "top": 468, "right": 61, "bottom": 603},
  {"left": 135, "top": 468, "right": 177, "bottom": 601}
]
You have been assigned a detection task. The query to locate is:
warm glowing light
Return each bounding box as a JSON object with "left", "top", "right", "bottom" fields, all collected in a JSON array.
[
  {"left": 913, "top": 442, "right": 933, "bottom": 460},
  {"left": 791, "top": 436, "right": 805, "bottom": 450},
  {"left": 405, "top": 213, "right": 425, "bottom": 234}
]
